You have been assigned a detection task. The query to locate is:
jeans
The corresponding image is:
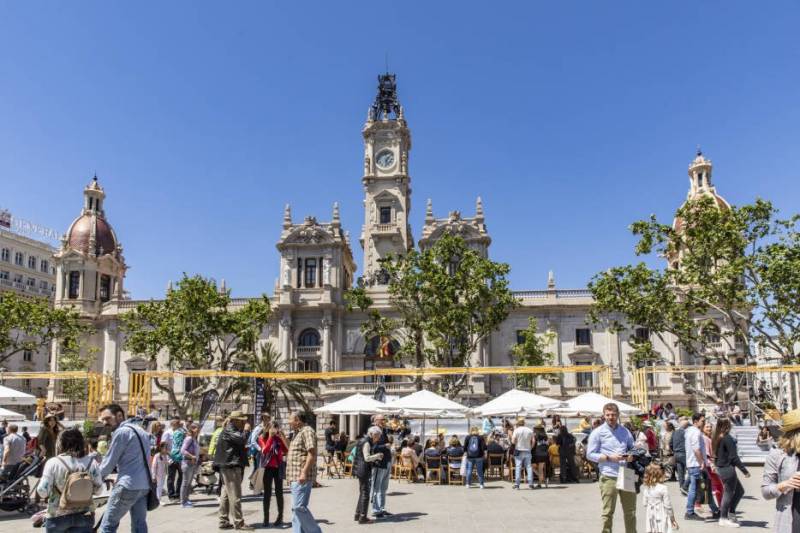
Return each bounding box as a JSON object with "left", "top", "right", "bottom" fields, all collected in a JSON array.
[
  {"left": 167, "top": 461, "right": 182, "bottom": 498},
  {"left": 370, "top": 467, "right": 390, "bottom": 513},
  {"left": 99, "top": 485, "right": 149, "bottom": 533},
  {"left": 686, "top": 467, "right": 719, "bottom": 515},
  {"left": 263, "top": 466, "right": 284, "bottom": 522},
  {"left": 290, "top": 481, "right": 321, "bottom": 533},
  {"left": 465, "top": 457, "right": 484, "bottom": 485},
  {"left": 718, "top": 466, "right": 745, "bottom": 519},
  {"left": 599, "top": 475, "right": 637, "bottom": 533},
  {"left": 674, "top": 454, "right": 686, "bottom": 488},
  {"left": 514, "top": 451, "right": 533, "bottom": 487},
  {"left": 180, "top": 462, "right": 196, "bottom": 504},
  {"left": 45, "top": 513, "right": 94, "bottom": 533}
]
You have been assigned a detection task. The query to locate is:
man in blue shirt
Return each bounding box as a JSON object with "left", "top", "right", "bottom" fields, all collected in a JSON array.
[
  {"left": 587, "top": 402, "right": 636, "bottom": 533},
  {"left": 98, "top": 404, "right": 152, "bottom": 533}
]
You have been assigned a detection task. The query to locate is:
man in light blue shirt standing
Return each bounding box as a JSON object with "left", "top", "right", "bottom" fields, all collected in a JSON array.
[
  {"left": 98, "top": 404, "right": 152, "bottom": 533},
  {"left": 587, "top": 402, "right": 636, "bottom": 533}
]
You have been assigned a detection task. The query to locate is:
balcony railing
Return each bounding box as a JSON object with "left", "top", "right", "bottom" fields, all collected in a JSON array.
[
  {"left": 372, "top": 223, "right": 398, "bottom": 234},
  {"left": 513, "top": 289, "right": 593, "bottom": 299},
  {"left": 297, "top": 346, "right": 321, "bottom": 356},
  {"left": 323, "top": 381, "right": 415, "bottom": 394}
]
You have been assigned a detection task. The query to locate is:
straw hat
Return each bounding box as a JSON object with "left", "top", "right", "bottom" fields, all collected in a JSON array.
[
  {"left": 781, "top": 409, "right": 800, "bottom": 434},
  {"left": 229, "top": 410, "right": 248, "bottom": 421}
]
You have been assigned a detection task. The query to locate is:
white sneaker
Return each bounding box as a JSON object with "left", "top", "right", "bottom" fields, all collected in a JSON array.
[
  {"left": 479, "top": 484, "right": 485, "bottom": 489},
  {"left": 719, "top": 518, "right": 740, "bottom": 528}
]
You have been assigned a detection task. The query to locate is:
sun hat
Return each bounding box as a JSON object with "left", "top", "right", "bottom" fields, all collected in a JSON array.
[
  {"left": 229, "top": 410, "right": 248, "bottom": 421},
  {"left": 780, "top": 409, "right": 800, "bottom": 434}
]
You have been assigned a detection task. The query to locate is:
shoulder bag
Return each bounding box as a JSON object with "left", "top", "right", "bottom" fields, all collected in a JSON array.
[{"left": 133, "top": 427, "right": 160, "bottom": 511}]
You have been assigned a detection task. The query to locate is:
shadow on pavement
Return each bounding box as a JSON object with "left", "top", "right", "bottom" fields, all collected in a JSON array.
[
  {"left": 379, "top": 512, "right": 427, "bottom": 523},
  {"left": 738, "top": 520, "right": 768, "bottom": 528}
]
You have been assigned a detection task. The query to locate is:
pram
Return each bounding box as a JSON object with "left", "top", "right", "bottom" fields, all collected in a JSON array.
[
  {"left": 194, "top": 461, "right": 219, "bottom": 494},
  {"left": 0, "top": 452, "right": 43, "bottom": 514}
]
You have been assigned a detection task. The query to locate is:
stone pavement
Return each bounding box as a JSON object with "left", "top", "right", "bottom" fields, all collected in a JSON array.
[{"left": 0, "top": 468, "right": 773, "bottom": 532}]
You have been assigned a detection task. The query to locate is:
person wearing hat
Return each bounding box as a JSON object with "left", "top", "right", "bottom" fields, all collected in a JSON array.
[
  {"left": 215, "top": 411, "right": 254, "bottom": 530},
  {"left": 763, "top": 408, "right": 800, "bottom": 533}
]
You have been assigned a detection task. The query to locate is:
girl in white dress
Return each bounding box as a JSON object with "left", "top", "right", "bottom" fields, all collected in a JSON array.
[{"left": 642, "top": 463, "right": 679, "bottom": 533}]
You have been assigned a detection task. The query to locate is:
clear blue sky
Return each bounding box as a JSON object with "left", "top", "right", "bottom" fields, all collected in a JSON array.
[{"left": 1, "top": 2, "right": 798, "bottom": 299}]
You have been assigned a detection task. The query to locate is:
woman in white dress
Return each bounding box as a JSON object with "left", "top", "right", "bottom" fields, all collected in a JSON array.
[{"left": 642, "top": 463, "right": 679, "bottom": 533}]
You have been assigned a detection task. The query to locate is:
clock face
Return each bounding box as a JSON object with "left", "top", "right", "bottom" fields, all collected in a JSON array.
[{"left": 376, "top": 150, "right": 395, "bottom": 169}]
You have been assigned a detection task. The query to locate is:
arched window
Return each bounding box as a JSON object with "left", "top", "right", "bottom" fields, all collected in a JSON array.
[
  {"left": 364, "top": 336, "right": 399, "bottom": 358},
  {"left": 703, "top": 324, "right": 721, "bottom": 344},
  {"left": 298, "top": 328, "right": 321, "bottom": 347}
]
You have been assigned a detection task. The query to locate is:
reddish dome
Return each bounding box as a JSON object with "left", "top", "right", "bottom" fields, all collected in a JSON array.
[{"left": 67, "top": 214, "right": 118, "bottom": 256}]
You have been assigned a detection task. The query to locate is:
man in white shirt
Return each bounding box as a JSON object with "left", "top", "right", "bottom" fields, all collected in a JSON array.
[
  {"left": 511, "top": 419, "right": 534, "bottom": 489},
  {"left": 684, "top": 412, "right": 719, "bottom": 521}
]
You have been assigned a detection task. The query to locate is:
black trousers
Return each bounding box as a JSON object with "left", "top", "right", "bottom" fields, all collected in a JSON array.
[
  {"left": 560, "top": 453, "right": 578, "bottom": 482},
  {"left": 718, "top": 466, "right": 745, "bottom": 519},
  {"left": 262, "top": 466, "right": 284, "bottom": 521},
  {"left": 675, "top": 453, "right": 686, "bottom": 488},
  {"left": 167, "top": 461, "right": 183, "bottom": 498},
  {"left": 356, "top": 474, "right": 371, "bottom": 518}
]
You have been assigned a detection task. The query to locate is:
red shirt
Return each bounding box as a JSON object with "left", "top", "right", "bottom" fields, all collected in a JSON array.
[
  {"left": 258, "top": 434, "right": 288, "bottom": 469},
  {"left": 645, "top": 428, "right": 657, "bottom": 452}
]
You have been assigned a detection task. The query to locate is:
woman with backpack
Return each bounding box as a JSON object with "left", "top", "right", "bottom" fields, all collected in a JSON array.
[
  {"left": 533, "top": 425, "right": 549, "bottom": 488},
  {"left": 354, "top": 426, "right": 385, "bottom": 524},
  {"left": 464, "top": 427, "right": 487, "bottom": 489},
  {"left": 36, "top": 427, "right": 103, "bottom": 532}
]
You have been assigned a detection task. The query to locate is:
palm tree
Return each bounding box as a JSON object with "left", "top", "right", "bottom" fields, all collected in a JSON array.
[{"left": 247, "top": 342, "right": 318, "bottom": 417}]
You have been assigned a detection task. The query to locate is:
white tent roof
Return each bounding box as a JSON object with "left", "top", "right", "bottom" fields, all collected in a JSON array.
[
  {"left": 0, "top": 407, "right": 26, "bottom": 421},
  {"left": 552, "top": 392, "right": 642, "bottom": 417},
  {"left": 377, "top": 389, "right": 469, "bottom": 417},
  {"left": 0, "top": 384, "right": 36, "bottom": 405},
  {"left": 471, "top": 388, "right": 564, "bottom": 417},
  {"left": 313, "top": 393, "right": 386, "bottom": 415}
]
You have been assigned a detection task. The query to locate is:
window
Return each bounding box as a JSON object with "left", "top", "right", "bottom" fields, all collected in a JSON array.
[
  {"left": 634, "top": 328, "right": 650, "bottom": 341},
  {"left": 68, "top": 271, "right": 80, "bottom": 299},
  {"left": 0, "top": 270, "right": 8, "bottom": 281},
  {"left": 13, "top": 273, "right": 23, "bottom": 284},
  {"left": 296, "top": 258, "right": 302, "bottom": 289},
  {"left": 23, "top": 379, "right": 31, "bottom": 390},
  {"left": 39, "top": 280, "right": 48, "bottom": 290},
  {"left": 298, "top": 328, "right": 321, "bottom": 347},
  {"left": 364, "top": 336, "right": 399, "bottom": 358},
  {"left": 184, "top": 377, "right": 200, "bottom": 394},
  {"left": 703, "top": 324, "right": 721, "bottom": 344},
  {"left": 23, "top": 350, "right": 32, "bottom": 362},
  {"left": 576, "top": 328, "right": 592, "bottom": 346},
  {"left": 298, "top": 359, "right": 320, "bottom": 373},
  {"left": 379, "top": 206, "right": 392, "bottom": 224},
  {"left": 99, "top": 274, "right": 111, "bottom": 302},
  {"left": 28, "top": 255, "right": 37, "bottom": 270},
  {"left": 576, "top": 360, "right": 594, "bottom": 389},
  {"left": 14, "top": 252, "right": 23, "bottom": 266},
  {"left": 40, "top": 259, "right": 49, "bottom": 273},
  {"left": 1, "top": 248, "right": 9, "bottom": 262},
  {"left": 26, "top": 277, "right": 35, "bottom": 288},
  {"left": 516, "top": 330, "right": 527, "bottom": 345},
  {"left": 304, "top": 258, "right": 316, "bottom": 288}
]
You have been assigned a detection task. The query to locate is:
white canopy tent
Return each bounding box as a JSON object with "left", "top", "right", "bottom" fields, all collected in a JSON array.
[
  {"left": 0, "top": 384, "right": 36, "bottom": 405},
  {"left": 376, "top": 389, "right": 469, "bottom": 418},
  {"left": 470, "top": 388, "right": 564, "bottom": 418},
  {"left": 0, "top": 406, "right": 26, "bottom": 421},
  {"left": 313, "top": 393, "right": 386, "bottom": 416},
  {"left": 552, "top": 392, "right": 642, "bottom": 417}
]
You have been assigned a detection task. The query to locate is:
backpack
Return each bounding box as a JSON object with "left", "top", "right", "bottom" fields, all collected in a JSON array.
[
  {"left": 55, "top": 457, "right": 94, "bottom": 510},
  {"left": 467, "top": 436, "right": 480, "bottom": 455},
  {"left": 170, "top": 429, "right": 186, "bottom": 462}
]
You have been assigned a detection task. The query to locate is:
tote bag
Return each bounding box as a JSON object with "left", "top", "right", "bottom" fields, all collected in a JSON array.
[{"left": 615, "top": 465, "right": 636, "bottom": 492}]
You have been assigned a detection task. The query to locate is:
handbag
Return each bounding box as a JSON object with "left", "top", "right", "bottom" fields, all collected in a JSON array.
[
  {"left": 615, "top": 465, "right": 636, "bottom": 492},
  {"left": 134, "top": 427, "right": 160, "bottom": 511}
]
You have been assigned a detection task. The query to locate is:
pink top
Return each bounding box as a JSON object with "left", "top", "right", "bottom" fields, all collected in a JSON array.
[{"left": 151, "top": 453, "right": 168, "bottom": 480}]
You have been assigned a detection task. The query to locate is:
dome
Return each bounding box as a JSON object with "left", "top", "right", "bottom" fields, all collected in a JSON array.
[
  {"left": 66, "top": 214, "right": 118, "bottom": 256},
  {"left": 672, "top": 192, "right": 730, "bottom": 233}
]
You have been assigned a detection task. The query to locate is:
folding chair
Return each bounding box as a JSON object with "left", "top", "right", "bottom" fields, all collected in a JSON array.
[
  {"left": 486, "top": 453, "right": 505, "bottom": 481},
  {"left": 424, "top": 455, "right": 441, "bottom": 484},
  {"left": 445, "top": 455, "right": 463, "bottom": 485}
]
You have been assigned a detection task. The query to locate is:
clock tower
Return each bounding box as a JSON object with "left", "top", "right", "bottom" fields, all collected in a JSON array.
[{"left": 359, "top": 73, "right": 413, "bottom": 283}]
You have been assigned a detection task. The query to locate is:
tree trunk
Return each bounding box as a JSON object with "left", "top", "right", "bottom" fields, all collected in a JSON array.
[{"left": 414, "top": 329, "right": 424, "bottom": 391}]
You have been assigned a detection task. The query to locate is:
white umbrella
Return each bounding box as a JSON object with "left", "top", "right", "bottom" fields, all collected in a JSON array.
[
  {"left": 552, "top": 392, "right": 642, "bottom": 417},
  {"left": 0, "top": 406, "right": 26, "bottom": 421},
  {"left": 313, "top": 393, "right": 386, "bottom": 415},
  {"left": 470, "top": 388, "right": 564, "bottom": 418},
  {"left": 376, "top": 389, "right": 469, "bottom": 417},
  {"left": 0, "top": 384, "right": 36, "bottom": 405}
]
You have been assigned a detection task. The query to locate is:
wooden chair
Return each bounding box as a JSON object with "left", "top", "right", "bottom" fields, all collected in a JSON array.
[
  {"left": 397, "top": 455, "right": 416, "bottom": 483},
  {"left": 342, "top": 455, "right": 353, "bottom": 477},
  {"left": 445, "top": 455, "right": 463, "bottom": 485},
  {"left": 323, "top": 453, "right": 342, "bottom": 479},
  {"left": 486, "top": 453, "right": 505, "bottom": 481},
  {"left": 424, "top": 455, "right": 441, "bottom": 484}
]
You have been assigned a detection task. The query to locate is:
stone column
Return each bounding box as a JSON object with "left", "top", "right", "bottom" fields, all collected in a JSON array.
[
  {"left": 349, "top": 414, "right": 358, "bottom": 437},
  {"left": 321, "top": 315, "right": 332, "bottom": 371},
  {"left": 103, "top": 322, "right": 119, "bottom": 397},
  {"left": 280, "top": 313, "right": 292, "bottom": 369}
]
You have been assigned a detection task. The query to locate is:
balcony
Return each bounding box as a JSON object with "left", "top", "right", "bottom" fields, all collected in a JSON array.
[
  {"left": 371, "top": 223, "right": 399, "bottom": 237},
  {"left": 322, "top": 381, "right": 416, "bottom": 396},
  {"left": 297, "top": 346, "right": 321, "bottom": 357}
]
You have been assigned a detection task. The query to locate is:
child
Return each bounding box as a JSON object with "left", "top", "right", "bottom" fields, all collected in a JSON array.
[
  {"left": 642, "top": 463, "right": 678, "bottom": 533},
  {"left": 151, "top": 441, "right": 170, "bottom": 502}
]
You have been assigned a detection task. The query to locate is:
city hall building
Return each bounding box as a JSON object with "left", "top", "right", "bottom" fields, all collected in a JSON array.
[{"left": 43, "top": 75, "right": 740, "bottom": 412}]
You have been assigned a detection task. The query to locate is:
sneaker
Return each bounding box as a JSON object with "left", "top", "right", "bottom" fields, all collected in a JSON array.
[
  {"left": 182, "top": 502, "right": 194, "bottom": 508},
  {"left": 711, "top": 512, "right": 721, "bottom": 520},
  {"left": 512, "top": 485, "right": 519, "bottom": 490},
  {"left": 479, "top": 484, "right": 485, "bottom": 489},
  {"left": 219, "top": 524, "right": 234, "bottom": 530},
  {"left": 719, "top": 519, "right": 741, "bottom": 528},
  {"left": 465, "top": 483, "right": 472, "bottom": 488},
  {"left": 234, "top": 525, "right": 255, "bottom": 531},
  {"left": 684, "top": 513, "right": 704, "bottom": 521},
  {"left": 358, "top": 517, "right": 375, "bottom": 525}
]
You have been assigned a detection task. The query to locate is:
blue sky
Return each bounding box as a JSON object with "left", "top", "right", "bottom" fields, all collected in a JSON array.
[{"left": 1, "top": 1, "right": 798, "bottom": 299}]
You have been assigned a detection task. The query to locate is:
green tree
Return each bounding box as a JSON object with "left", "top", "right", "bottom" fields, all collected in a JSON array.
[
  {"left": 348, "top": 234, "right": 518, "bottom": 398},
  {"left": 244, "top": 342, "right": 318, "bottom": 417},
  {"left": 510, "top": 317, "right": 555, "bottom": 391},
  {"left": 121, "top": 274, "right": 271, "bottom": 418},
  {"left": 0, "top": 292, "right": 92, "bottom": 366},
  {"left": 58, "top": 340, "right": 97, "bottom": 419},
  {"left": 589, "top": 196, "right": 800, "bottom": 403}
]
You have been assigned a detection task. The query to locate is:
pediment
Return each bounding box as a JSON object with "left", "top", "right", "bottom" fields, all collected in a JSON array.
[{"left": 284, "top": 225, "right": 334, "bottom": 245}]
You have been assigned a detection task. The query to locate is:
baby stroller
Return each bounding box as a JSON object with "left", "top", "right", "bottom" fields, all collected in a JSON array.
[
  {"left": 0, "top": 452, "right": 43, "bottom": 514},
  {"left": 194, "top": 461, "right": 218, "bottom": 494}
]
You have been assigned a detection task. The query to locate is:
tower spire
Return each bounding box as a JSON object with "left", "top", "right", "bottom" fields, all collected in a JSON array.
[
  {"left": 332, "top": 201, "right": 340, "bottom": 226},
  {"left": 283, "top": 203, "right": 292, "bottom": 229},
  {"left": 425, "top": 198, "right": 434, "bottom": 223},
  {"left": 475, "top": 196, "right": 484, "bottom": 221}
]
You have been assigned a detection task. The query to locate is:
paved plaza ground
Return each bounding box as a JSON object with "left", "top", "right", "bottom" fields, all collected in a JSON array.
[{"left": 0, "top": 467, "right": 773, "bottom": 532}]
